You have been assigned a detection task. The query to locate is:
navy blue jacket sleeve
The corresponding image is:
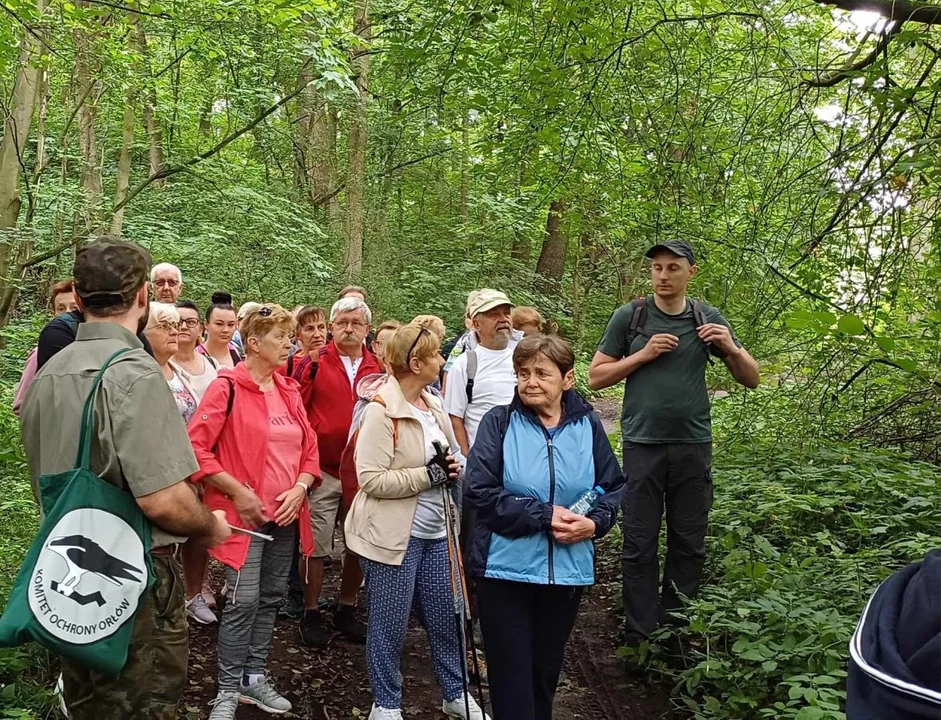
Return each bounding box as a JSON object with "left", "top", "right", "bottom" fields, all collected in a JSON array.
[
  {"left": 465, "top": 407, "right": 554, "bottom": 538},
  {"left": 585, "top": 412, "right": 624, "bottom": 538}
]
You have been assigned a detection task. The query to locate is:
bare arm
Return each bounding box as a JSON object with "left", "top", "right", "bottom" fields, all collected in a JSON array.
[
  {"left": 450, "top": 414, "right": 470, "bottom": 457},
  {"left": 587, "top": 335, "right": 677, "bottom": 391},
  {"left": 721, "top": 347, "right": 760, "bottom": 389},
  {"left": 136, "top": 481, "right": 227, "bottom": 544},
  {"left": 203, "top": 471, "right": 268, "bottom": 527}
]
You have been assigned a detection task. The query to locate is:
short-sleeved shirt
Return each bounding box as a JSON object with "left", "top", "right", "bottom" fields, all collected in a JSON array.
[
  {"left": 261, "top": 388, "right": 303, "bottom": 517},
  {"left": 408, "top": 404, "right": 448, "bottom": 540},
  {"left": 20, "top": 322, "right": 199, "bottom": 547},
  {"left": 597, "top": 295, "right": 741, "bottom": 444},
  {"left": 444, "top": 344, "right": 517, "bottom": 449}
]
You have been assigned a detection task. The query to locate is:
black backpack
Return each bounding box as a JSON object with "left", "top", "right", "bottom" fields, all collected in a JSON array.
[{"left": 625, "top": 296, "right": 725, "bottom": 359}]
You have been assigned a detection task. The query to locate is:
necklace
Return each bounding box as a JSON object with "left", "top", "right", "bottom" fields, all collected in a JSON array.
[{"left": 175, "top": 353, "right": 204, "bottom": 375}]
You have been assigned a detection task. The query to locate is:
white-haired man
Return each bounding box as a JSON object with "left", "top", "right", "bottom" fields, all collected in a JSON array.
[
  {"left": 296, "top": 297, "right": 381, "bottom": 647},
  {"left": 151, "top": 262, "right": 183, "bottom": 303}
]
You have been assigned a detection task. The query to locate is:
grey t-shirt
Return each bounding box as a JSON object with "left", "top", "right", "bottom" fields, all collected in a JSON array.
[
  {"left": 597, "top": 295, "right": 740, "bottom": 444},
  {"left": 408, "top": 405, "right": 447, "bottom": 540},
  {"left": 21, "top": 322, "right": 199, "bottom": 547}
]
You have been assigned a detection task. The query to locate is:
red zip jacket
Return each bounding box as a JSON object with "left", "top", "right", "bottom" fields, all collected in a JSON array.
[
  {"left": 296, "top": 341, "right": 381, "bottom": 478},
  {"left": 187, "top": 363, "right": 321, "bottom": 570}
]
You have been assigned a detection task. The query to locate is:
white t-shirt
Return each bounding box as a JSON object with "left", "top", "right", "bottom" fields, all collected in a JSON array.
[
  {"left": 443, "top": 344, "right": 517, "bottom": 449},
  {"left": 340, "top": 354, "right": 363, "bottom": 387},
  {"left": 171, "top": 356, "right": 217, "bottom": 402},
  {"left": 409, "top": 405, "right": 448, "bottom": 540}
]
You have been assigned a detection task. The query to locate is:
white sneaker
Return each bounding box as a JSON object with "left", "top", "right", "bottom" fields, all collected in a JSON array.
[
  {"left": 239, "top": 677, "right": 292, "bottom": 714},
  {"left": 368, "top": 704, "right": 403, "bottom": 719},
  {"left": 208, "top": 691, "right": 240, "bottom": 720},
  {"left": 186, "top": 594, "right": 218, "bottom": 625},
  {"left": 443, "top": 694, "right": 490, "bottom": 720}
]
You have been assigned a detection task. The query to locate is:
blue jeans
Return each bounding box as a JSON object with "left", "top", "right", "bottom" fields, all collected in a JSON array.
[{"left": 361, "top": 537, "right": 465, "bottom": 709}]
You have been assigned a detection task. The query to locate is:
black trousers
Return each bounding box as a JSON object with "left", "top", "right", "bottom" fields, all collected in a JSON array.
[
  {"left": 621, "top": 441, "right": 713, "bottom": 643},
  {"left": 476, "top": 578, "right": 584, "bottom": 720}
]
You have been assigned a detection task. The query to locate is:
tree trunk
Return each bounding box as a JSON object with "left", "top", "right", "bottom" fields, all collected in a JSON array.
[
  {"left": 344, "top": 0, "right": 370, "bottom": 276},
  {"left": 133, "top": 19, "right": 164, "bottom": 186},
  {"left": 73, "top": 3, "right": 104, "bottom": 237},
  {"left": 298, "top": 69, "right": 340, "bottom": 231},
  {"left": 111, "top": 93, "right": 136, "bottom": 236},
  {"left": 534, "top": 199, "right": 567, "bottom": 293}
]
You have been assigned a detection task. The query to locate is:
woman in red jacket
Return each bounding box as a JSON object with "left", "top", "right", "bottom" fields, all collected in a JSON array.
[{"left": 188, "top": 304, "right": 321, "bottom": 720}]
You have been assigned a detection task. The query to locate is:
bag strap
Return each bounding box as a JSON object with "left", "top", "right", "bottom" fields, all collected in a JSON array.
[
  {"left": 465, "top": 348, "right": 478, "bottom": 405},
  {"left": 625, "top": 297, "right": 648, "bottom": 353},
  {"left": 75, "top": 348, "right": 134, "bottom": 470}
]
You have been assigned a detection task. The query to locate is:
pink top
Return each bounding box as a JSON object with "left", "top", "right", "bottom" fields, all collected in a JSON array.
[
  {"left": 262, "top": 388, "right": 303, "bottom": 517},
  {"left": 13, "top": 348, "right": 39, "bottom": 417}
]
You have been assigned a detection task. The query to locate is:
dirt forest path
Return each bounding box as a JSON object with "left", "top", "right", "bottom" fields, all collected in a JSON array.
[{"left": 180, "top": 535, "right": 676, "bottom": 720}]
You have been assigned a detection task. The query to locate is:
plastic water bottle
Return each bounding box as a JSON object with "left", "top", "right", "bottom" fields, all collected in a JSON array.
[{"left": 568, "top": 486, "right": 605, "bottom": 515}]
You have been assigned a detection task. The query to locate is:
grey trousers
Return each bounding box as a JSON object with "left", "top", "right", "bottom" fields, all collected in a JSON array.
[
  {"left": 217, "top": 522, "right": 296, "bottom": 691},
  {"left": 621, "top": 442, "right": 713, "bottom": 643}
]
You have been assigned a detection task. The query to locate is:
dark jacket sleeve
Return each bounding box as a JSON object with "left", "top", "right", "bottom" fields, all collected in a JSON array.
[
  {"left": 465, "top": 407, "right": 554, "bottom": 538},
  {"left": 585, "top": 412, "right": 624, "bottom": 538},
  {"left": 36, "top": 315, "right": 77, "bottom": 369}
]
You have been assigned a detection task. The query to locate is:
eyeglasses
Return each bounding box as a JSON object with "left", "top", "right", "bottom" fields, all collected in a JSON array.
[
  {"left": 334, "top": 320, "right": 367, "bottom": 330},
  {"left": 153, "top": 279, "right": 181, "bottom": 288},
  {"left": 258, "top": 307, "right": 273, "bottom": 317},
  {"left": 156, "top": 321, "right": 180, "bottom": 333},
  {"left": 180, "top": 318, "right": 199, "bottom": 329},
  {"left": 407, "top": 326, "right": 429, "bottom": 363}
]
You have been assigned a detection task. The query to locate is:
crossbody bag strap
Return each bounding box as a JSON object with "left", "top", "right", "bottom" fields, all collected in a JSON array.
[{"left": 75, "top": 348, "right": 135, "bottom": 470}]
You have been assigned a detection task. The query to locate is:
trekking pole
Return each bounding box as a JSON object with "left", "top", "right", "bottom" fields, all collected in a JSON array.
[{"left": 441, "top": 483, "right": 472, "bottom": 720}]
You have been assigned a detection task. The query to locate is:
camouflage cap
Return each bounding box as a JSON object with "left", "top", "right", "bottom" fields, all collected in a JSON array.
[{"left": 73, "top": 236, "right": 152, "bottom": 309}]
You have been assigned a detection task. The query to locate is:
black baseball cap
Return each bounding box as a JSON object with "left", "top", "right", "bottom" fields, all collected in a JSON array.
[
  {"left": 73, "top": 236, "right": 152, "bottom": 309},
  {"left": 645, "top": 240, "right": 695, "bottom": 265}
]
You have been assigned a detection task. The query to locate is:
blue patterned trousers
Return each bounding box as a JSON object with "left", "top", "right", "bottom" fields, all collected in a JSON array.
[{"left": 361, "top": 537, "right": 465, "bottom": 709}]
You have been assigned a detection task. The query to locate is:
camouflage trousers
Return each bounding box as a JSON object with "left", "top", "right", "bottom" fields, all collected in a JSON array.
[{"left": 61, "top": 553, "right": 188, "bottom": 720}]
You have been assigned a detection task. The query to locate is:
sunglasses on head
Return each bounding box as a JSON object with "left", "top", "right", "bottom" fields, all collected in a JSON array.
[{"left": 407, "top": 326, "right": 430, "bottom": 363}]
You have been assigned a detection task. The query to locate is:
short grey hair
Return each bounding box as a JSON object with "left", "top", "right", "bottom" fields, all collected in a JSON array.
[
  {"left": 150, "top": 262, "right": 182, "bottom": 283},
  {"left": 144, "top": 302, "right": 181, "bottom": 331},
  {"left": 330, "top": 297, "right": 372, "bottom": 324}
]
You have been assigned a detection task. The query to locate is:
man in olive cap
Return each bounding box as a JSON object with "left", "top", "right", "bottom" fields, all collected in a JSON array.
[
  {"left": 20, "top": 236, "right": 231, "bottom": 719},
  {"left": 589, "top": 240, "right": 759, "bottom": 653}
]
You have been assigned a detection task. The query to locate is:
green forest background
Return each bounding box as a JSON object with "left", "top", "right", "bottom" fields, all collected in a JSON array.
[{"left": 0, "top": 0, "right": 939, "bottom": 716}]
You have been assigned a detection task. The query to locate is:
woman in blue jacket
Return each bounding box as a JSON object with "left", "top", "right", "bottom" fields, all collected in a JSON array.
[{"left": 465, "top": 334, "right": 624, "bottom": 720}]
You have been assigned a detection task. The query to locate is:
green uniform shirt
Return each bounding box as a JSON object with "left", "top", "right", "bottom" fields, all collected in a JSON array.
[
  {"left": 20, "top": 322, "right": 199, "bottom": 547},
  {"left": 597, "top": 295, "right": 740, "bottom": 444}
]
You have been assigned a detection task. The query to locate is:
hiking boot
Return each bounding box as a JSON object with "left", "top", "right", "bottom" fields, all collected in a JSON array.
[
  {"left": 335, "top": 603, "right": 367, "bottom": 644},
  {"left": 208, "top": 691, "right": 240, "bottom": 720},
  {"left": 368, "top": 705, "right": 403, "bottom": 720},
  {"left": 239, "top": 677, "right": 292, "bottom": 714},
  {"left": 442, "top": 694, "right": 490, "bottom": 720},
  {"left": 300, "top": 609, "right": 329, "bottom": 647},
  {"left": 186, "top": 594, "right": 218, "bottom": 625},
  {"left": 201, "top": 578, "right": 217, "bottom": 609}
]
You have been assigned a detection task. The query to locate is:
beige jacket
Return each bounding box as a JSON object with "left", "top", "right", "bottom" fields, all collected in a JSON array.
[{"left": 344, "top": 376, "right": 460, "bottom": 565}]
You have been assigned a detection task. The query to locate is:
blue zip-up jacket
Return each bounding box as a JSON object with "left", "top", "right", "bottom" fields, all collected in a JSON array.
[
  {"left": 465, "top": 389, "right": 624, "bottom": 586},
  {"left": 847, "top": 549, "right": 941, "bottom": 718}
]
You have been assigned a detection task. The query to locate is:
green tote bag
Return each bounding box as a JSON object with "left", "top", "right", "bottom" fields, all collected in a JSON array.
[{"left": 0, "top": 348, "right": 155, "bottom": 676}]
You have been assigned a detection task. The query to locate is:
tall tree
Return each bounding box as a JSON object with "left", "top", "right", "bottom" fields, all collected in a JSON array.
[
  {"left": 534, "top": 199, "right": 567, "bottom": 293},
  {"left": 344, "top": 0, "right": 370, "bottom": 276}
]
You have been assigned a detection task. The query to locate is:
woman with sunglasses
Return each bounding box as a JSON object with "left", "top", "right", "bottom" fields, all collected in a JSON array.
[
  {"left": 144, "top": 302, "right": 199, "bottom": 423},
  {"left": 345, "top": 323, "right": 488, "bottom": 720},
  {"left": 188, "top": 304, "right": 321, "bottom": 720}
]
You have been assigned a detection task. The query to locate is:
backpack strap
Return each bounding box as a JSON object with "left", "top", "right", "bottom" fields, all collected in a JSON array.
[
  {"left": 464, "top": 348, "right": 478, "bottom": 405},
  {"left": 625, "top": 297, "right": 648, "bottom": 354},
  {"left": 286, "top": 350, "right": 295, "bottom": 378},
  {"left": 691, "top": 300, "right": 725, "bottom": 360},
  {"left": 223, "top": 376, "right": 235, "bottom": 418}
]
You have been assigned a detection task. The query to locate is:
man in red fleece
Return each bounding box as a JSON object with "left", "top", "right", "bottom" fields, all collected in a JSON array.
[{"left": 296, "top": 296, "right": 381, "bottom": 647}]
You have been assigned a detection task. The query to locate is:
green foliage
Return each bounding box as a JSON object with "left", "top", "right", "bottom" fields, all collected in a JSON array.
[{"left": 658, "top": 427, "right": 941, "bottom": 719}]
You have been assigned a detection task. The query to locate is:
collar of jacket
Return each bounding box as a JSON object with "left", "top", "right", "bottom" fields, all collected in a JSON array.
[
  {"left": 224, "top": 361, "right": 295, "bottom": 394},
  {"left": 320, "top": 338, "right": 376, "bottom": 369},
  {"left": 374, "top": 375, "right": 444, "bottom": 420},
  {"left": 509, "top": 387, "right": 594, "bottom": 430}
]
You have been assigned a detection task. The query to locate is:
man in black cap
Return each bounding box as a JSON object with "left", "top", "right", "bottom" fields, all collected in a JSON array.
[
  {"left": 588, "top": 239, "right": 759, "bottom": 653},
  {"left": 20, "top": 236, "right": 231, "bottom": 719}
]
